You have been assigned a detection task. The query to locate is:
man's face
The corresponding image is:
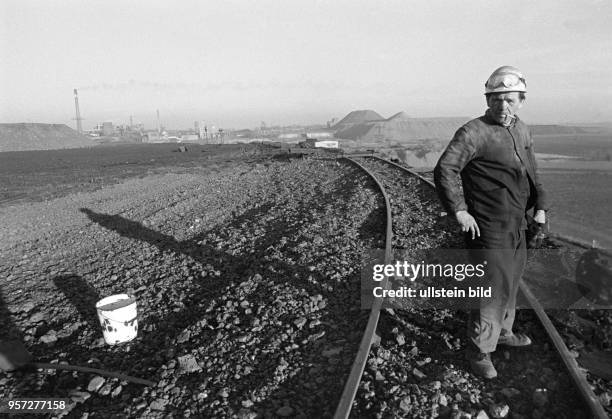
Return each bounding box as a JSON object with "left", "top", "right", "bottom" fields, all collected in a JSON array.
[{"left": 486, "top": 92, "right": 523, "bottom": 125}]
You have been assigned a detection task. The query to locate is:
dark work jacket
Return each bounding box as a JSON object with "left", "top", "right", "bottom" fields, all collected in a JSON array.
[{"left": 433, "top": 112, "right": 548, "bottom": 232}]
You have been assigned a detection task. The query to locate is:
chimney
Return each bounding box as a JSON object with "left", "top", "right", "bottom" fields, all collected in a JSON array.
[{"left": 73, "top": 89, "right": 83, "bottom": 134}]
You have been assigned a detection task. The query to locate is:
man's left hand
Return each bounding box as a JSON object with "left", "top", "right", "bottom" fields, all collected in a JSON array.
[{"left": 534, "top": 210, "right": 546, "bottom": 224}]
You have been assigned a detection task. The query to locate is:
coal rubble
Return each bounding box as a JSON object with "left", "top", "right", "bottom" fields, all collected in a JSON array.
[
  {"left": 1, "top": 153, "right": 608, "bottom": 418},
  {"left": 0, "top": 156, "right": 383, "bottom": 417},
  {"left": 349, "top": 158, "right": 590, "bottom": 419}
]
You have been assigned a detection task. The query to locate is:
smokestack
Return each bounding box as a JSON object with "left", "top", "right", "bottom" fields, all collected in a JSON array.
[
  {"left": 156, "top": 109, "right": 161, "bottom": 134},
  {"left": 73, "top": 89, "right": 83, "bottom": 134}
]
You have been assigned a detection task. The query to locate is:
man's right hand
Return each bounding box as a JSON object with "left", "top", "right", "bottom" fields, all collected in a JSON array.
[{"left": 456, "top": 210, "right": 480, "bottom": 239}]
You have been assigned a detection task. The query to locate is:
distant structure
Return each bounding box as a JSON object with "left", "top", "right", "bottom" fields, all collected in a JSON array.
[
  {"left": 102, "top": 122, "right": 114, "bottom": 136},
  {"left": 332, "top": 110, "right": 469, "bottom": 142},
  {"left": 0, "top": 123, "right": 91, "bottom": 152},
  {"left": 73, "top": 89, "right": 83, "bottom": 134},
  {"left": 331, "top": 110, "right": 384, "bottom": 132},
  {"left": 156, "top": 109, "right": 161, "bottom": 134},
  {"left": 195, "top": 120, "right": 207, "bottom": 140}
]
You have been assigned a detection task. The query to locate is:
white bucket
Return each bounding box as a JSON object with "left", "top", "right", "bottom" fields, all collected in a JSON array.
[{"left": 95, "top": 294, "right": 138, "bottom": 345}]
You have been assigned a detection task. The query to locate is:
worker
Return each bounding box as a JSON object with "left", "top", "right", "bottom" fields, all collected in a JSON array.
[{"left": 433, "top": 66, "right": 548, "bottom": 379}]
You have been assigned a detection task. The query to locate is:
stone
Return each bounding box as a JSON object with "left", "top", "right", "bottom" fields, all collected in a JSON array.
[
  {"left": 412, "top": 368, "right": 426, "bottom": 379},
  {"left": 29, "top": 312, "right": 45, "bottom": 323},
  {"left": 177, "top": 330, "right": 191, "bottom": 344},
  {"left": 87, "top": 376, "right": 105, "bottom": 392},
  {"left": 293, "top": 317, "right": 307, "bottom": 329},
  {"left": 489, "top": 403, "right": 509, "bottom": 418},
  {"left": 532, "top": 388, "right": 548, "bottom": 407},
  {"left": 276, "top": 406, "right": 294, "bottom": 416},
  {"left": 150, "top": 398, "right": 169, "bottom": 411},
  {"left": 21, "top": 302, "right": 36, "bottom": 313},
  {"left": 98, "top": 383, "right": 112, "bottom": 396},
  {"left": 237, "top": 409, "right": 258, "bottom": 419},
  {"left": 40, "top": 330, "right": 58, "bottom": 344},
  {"left": 399, "top": 396, "right": 411, "bottom": 412},
  {"left": 178, "top": 354, "right": 202, "bottom": 374},
  {"left": 111, "top": 385, "right": 122, "bottom": 398},
  {"left": 371, "top": 333, "right": 381, "bottom": 347},
  {"left": 69, "top": 390, "right": 91, "bottom": 404},
  {"left": 500, "top": 387, "right": 520, "bottom": 398}
]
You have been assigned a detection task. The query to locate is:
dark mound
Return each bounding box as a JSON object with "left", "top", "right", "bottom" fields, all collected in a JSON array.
[
  {"left": 0, "top": 123, "right": 93, "bottom": 152},
  {"left": 332, "top": 110, "right": 384, "bottom": 131},
  {"left": 335, "top": 116, "right": 469, "bottom": 142},
  {"left": 386, "top": 111, "right": 411, "bottom": 121}
]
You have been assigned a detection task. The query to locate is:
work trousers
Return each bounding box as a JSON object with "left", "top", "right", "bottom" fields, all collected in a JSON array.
[{"left": 465, "top": 229, "right": 527, "bottom": 354}]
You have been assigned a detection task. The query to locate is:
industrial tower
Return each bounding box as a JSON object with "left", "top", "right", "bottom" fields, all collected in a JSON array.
[{"left": 73, "top": 89, "right": 83, "bottom": 134}]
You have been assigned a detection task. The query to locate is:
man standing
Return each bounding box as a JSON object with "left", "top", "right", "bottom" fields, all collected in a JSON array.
[{"left": 433, "top": 66, "right": 547, "bottom": 379}]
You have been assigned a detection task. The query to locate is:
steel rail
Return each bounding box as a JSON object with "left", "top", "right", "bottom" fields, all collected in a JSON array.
[
  {"left": 519, "top": 283, "right": 609, "bottom": 418},
  {"left": 333, "top": 157, "right": 394, "bottom": 419},
  {"left": 548, "top": 232, "right": 612, "bottom": 257},
  {"left": 366, "top": 155, "right": 608, "bottom": 418}
]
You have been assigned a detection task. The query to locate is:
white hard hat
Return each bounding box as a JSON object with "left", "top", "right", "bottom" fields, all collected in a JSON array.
[{"left": 484, "top": 66, "right": 527, "bottom": 95}]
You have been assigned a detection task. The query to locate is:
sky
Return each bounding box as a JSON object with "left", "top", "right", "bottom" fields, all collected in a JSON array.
[{"left": 1, "top": 0, "right": 611, "bottom": 130}]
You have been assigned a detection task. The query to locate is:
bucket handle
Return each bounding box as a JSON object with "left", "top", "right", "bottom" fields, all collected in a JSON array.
[{"left": 100, "top": 314, "right": 138, "bottom": 325}]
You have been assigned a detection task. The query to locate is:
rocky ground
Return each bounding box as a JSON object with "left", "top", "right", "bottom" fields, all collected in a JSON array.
[
  {"left": 1, "top": 148, "right": 610, "bottom": 418},
  {"left": 1, "top": 151, "right": 384, "bottom": 418},
  {"left": 348, "top": 158, "right": 606, "bottom": 419}
]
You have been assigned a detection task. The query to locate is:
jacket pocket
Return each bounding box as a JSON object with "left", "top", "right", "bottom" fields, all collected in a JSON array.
[{"left": 470, "top": 187, "right": 509, "bottom": 224}]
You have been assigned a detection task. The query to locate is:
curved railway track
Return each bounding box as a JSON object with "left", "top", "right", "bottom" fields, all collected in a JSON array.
[
  {"left": 2, "top": 151, "right": 610, "bottom": 417},
  {"left": 335, "top": 155, "right": 608, "bottom": 418}
]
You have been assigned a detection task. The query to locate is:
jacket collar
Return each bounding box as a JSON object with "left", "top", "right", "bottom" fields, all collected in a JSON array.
[{"left": 484, "top": 109, "right": 520, "bottom": 128}]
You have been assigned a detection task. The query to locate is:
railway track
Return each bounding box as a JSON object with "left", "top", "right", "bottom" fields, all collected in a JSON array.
[
  {"left": 1, "top": 157, "right": 386, "bottom": 418},
  {"left": 335, "top": 155, "right": 609, "bottom": 418},
  {"left": 0, "top": 193, "right": 29, "bottom": 207},
  {"left": 2, "top": 152, "right": 610, "bottom": 417}
]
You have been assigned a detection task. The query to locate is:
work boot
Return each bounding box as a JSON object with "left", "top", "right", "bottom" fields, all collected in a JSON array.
[
  {"left": 498, "top": 332, "right": 532, "bottom": 347},
  {"left": 468, "top": 352, "right": 497, "bottom": 379}
]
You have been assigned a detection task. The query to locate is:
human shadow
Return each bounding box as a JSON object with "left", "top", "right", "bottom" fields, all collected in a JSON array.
[
  {"left": 0, "top": 288, "right": 22, "bottom": 343},
  {"left": 74, "top": 197, "right": 337, "bottom": 415},
  {"left": 0, "top": 288, "right": 30, "bottom": 371},
  {"left": 52, "top": 274, "right": 101, "bottom": 329},
  {"left": 0, "top": 284, "right": 44, "bottom": 401},
  {"left": 68, "top": 164, "right": 379, "bottom": 416}
]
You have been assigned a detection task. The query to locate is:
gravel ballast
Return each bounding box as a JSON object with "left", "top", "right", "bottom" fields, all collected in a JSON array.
[
  {"left": 1, "top": 155, "right": 383, "bottom": 417},
  {"left": 349, "top": 157, "right": 588, "bottom": 419},
  {"left": 2, "top": 151, "right": 609, "bottom": 417}
]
